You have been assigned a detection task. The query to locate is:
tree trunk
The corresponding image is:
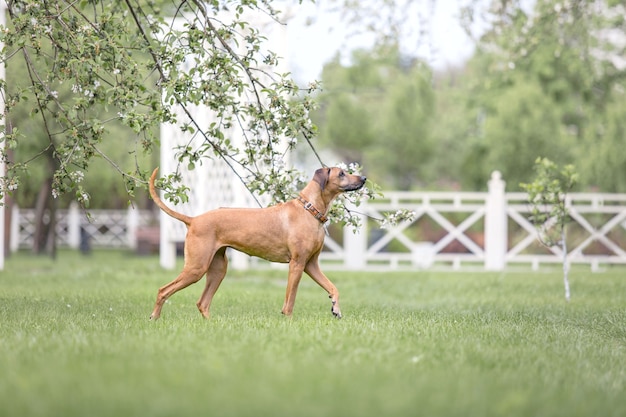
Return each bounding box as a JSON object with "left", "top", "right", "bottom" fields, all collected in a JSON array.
[
  {"left": 46, "top": 196, "right": 57, "bottom": 259},
  {"left": 33, "top": 146, "right": 60, "bottom": 257},
  {"left": 32, "top": 177, "right": 52, "bottom": 255}
]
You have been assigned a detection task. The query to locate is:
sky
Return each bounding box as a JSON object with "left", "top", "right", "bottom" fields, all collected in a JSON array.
[{"left": 284, "top": 1, "right": 482, "bottom": 82}]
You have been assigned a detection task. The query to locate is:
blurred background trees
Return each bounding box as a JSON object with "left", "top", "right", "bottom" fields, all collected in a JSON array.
[
  {"left": 313, "top": 47, "right": 435, "bottom": 190},
  {"left": 314, "top": 0, "right": 626, "bottom": 191}
]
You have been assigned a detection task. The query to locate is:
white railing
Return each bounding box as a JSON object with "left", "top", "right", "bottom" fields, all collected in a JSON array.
[
  {"left": 11, "top": 202, "right": 156, "bottom": 251},
  {"left": 10, "top": 172, "right": 626, "bottom": 271},
  {"left": 319, "top": 173, "right": 626, "bottom": 271},
  {"left": 321, "top": 191, "right": 489, "bottom": 270},
  {"left": 503, "top": 192, "right": 626, "bottom": 270}
]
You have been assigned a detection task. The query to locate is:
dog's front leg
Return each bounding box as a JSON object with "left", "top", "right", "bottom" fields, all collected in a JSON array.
[
  {"left": 281, "top": 260, "right": 305, "bottom": 316},
  {"left": 305, "top": 256, "right": 342, "bottom": 319}
]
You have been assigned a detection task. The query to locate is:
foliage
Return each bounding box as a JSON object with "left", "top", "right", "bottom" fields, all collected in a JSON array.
[
  {"left": 314, "top": 46, "right": 435, "bottom": 190},
  {"left": 521, "top": 157, "right": 578, "bottom": 300},
  {"left": 376, "top": 63, "right": 434, "bottom": 189},
  {"left": 479, "top": 76, "right": 572, "bottom": 185},
  {"left": 521, "top": 157, "right": 578, "bottom": 246},
  {"left": 312, "top": 0, "right": 626, "bottom": 192},
  {"left": 460, "top": 0, "right": 626, "bottom": 191},
  {"left": 584, "top": 97, "right": 626, "bottom": 192},
  {"left": 2, "top": 250, "right": 626, "bottom": 417},
  {"left": 2, "top": 0, "right": 165, "bottom": 206},
  {"left": 5, "top": 54, "right": 155, "bottom": 208},
  {"left": 0, "top": 1, "right": 323, "bottom": 209},
  {"left": 3, "top": 0, "right": 626, "bottom": 227}
]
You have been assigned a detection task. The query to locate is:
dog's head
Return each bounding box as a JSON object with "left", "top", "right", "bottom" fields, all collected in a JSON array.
[{"left": 313, "top": 167, "right": 367, "bottom": 194}]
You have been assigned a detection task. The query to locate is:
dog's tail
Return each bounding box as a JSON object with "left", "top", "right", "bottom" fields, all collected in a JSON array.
[{"left": 149, "top": 168, "right": 193, "bottom": 226}]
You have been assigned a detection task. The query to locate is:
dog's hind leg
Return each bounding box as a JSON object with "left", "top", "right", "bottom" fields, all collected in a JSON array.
[
  {"left": 196, "top": 247, "right": 228, "bottom": 319},
  {"left": 149, "top": 267, "right": 206, "bottom": 320},
  {"left": 150, "top": 242, "right": 214, "bottom": 320}
]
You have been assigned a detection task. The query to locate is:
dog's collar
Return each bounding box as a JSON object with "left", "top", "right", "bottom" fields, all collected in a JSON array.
[{"left": 297, "top": 194, "right": 328, "bottom": 223}]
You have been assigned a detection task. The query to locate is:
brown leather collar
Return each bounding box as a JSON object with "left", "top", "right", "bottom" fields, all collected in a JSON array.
[{"left": 296, "top": 194, "right": 328, "bottom": 223}]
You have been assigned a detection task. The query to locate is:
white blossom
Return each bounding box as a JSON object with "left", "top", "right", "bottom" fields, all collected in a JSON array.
[
  {"left": 380, "top": 210, "right": 416, "bottom": 229},
  {"left": 78, "top": 192, "right": 90, "bottom": 204},
  {"left": 272, "top": 156, "right": 286, "bottom": 171},
  {"left": 1, "top": 177, "right": 19, "bottom": 192},
  {"left": 70, "top": 171, "right": 84, "bottom": 183}
]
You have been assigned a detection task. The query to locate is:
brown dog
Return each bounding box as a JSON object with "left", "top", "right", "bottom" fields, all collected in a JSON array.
[{"left": 148, "top": 167, "right": 366, "bottom": 320}]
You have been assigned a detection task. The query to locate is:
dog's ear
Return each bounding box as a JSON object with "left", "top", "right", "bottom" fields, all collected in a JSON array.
[{"left": 313, "top": 167, "right": 330, "bottom": 190}]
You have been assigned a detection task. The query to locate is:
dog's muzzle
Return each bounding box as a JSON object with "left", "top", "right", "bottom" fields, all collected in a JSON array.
[{"left": 342, "top": 176, "right": 367, "bottom": 191}]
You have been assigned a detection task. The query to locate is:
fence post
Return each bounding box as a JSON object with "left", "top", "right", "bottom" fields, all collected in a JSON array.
[
  {"left": 343, "top": 203, "right": 367, "bottom": 269},
  {"left": 10, "top": 205, "right": 19, "bottom": 252},
  {"left": 67, "top": 201, "right": 81, "bottom": 249},
  {"left": 485, "top": 171, "right": 507, "bottom": 270},
  {"left": 159, "top": 211, "right": 177, "bottom": 270}
]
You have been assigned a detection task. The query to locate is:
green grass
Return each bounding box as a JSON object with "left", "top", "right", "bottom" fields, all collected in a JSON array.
[{"left": 1, "top": 250, "right": 625, "bottom": 417}]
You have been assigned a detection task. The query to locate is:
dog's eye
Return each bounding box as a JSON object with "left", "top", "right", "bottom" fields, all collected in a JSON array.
[{"left": 339, "top": 170, "right": 345, "bottom": 177}]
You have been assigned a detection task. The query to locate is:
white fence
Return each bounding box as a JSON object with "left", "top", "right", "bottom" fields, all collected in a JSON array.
[
  {"left": 321, "top": 172, "right": 626, "bottom": 271},
  {"left": 10, "top": 172, "right": 626, "bottom": 271},
  {"left": 10, "top": 202, "right": 155, "bottom": 252}
]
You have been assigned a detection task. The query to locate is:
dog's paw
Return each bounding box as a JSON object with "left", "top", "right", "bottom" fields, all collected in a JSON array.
[{"left": 331, "top": 300, "right": 342, "bottom": 319}]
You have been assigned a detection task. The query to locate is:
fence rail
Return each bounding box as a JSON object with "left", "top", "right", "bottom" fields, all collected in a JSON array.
[
  {"left": 10, "top": 172, "right": 626, "bottom": 271},
  {"left": 11, "top": 202, "right": 156, "bottom": 252}
]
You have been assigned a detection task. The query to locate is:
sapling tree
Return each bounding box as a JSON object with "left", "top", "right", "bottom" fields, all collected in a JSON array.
[{"left": 520, "top": 157, "right": 578, "bottom": 301}]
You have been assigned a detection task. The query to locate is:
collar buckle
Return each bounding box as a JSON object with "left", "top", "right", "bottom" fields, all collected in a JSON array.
[{"left": 297, "top": 195, "right": 328, "bottom": 224}]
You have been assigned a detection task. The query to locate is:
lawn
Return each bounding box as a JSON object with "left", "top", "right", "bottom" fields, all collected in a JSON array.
[{"left": 1, "top": 250, "right": 625, "bottom": 417}]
